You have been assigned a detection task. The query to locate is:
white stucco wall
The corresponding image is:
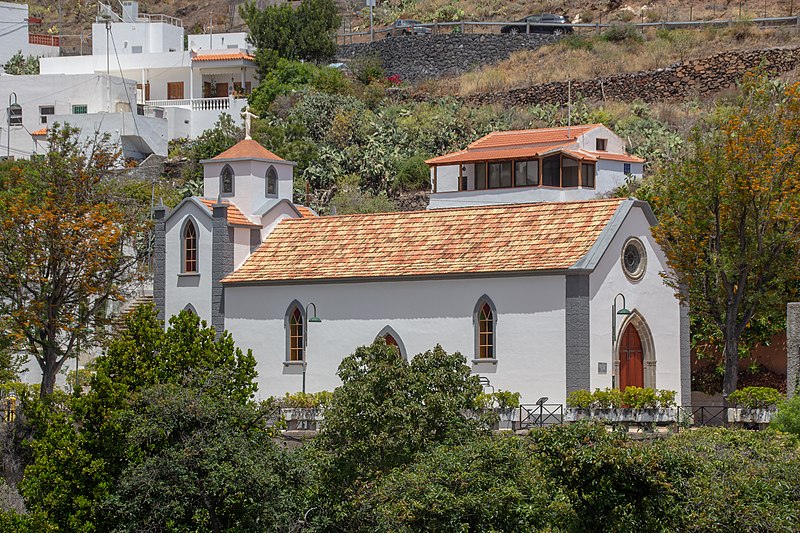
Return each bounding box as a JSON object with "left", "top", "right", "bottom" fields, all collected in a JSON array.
[
  {"left": 0, "top": 74, "right": 160, "bottom": 159},
  {"left": 576, "top": 125, "right": 626, "bottom": 153},
  {"left": 223, "top": 275, "right": 568, "bottom": 404},
  {"left": 233, "top": 226, "right": 253, "bottom": 269},
  {"left": 588, "top": 206, "right": 683, "bottom": 401},
  {"left": 188, "top": 32, "right": 249, "bottom": 52},
  {"left": 434, "top": 164, "right": 459, "bottom": 192},
  {"left": 429, "top": 186, "right": 603, "bottom": 209},
  {"left": 203, "top": 158, "right": 295, "bottom": 217},
  {"left": 49, "top": 111, "right": 168, "bottom": 158},
  {"left": 164, "top": 201, "right": 214, "bottom": 323},
  {"left": 91, "top": 21, "right": 184, "bottom": 56}
]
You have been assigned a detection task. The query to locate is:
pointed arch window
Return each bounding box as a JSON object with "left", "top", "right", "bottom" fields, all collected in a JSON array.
[
  {"left": 266, "top": 165, "right": 278, "bottom": 197},
  {"left": 220, "top": 164, "right": 234, "bottom": 195},
  {"left": 183, "top": 303, "right": 197, "bottom": 315},
  {"left": 376, "top": 325, "right": 407, "bottom": 359},
  {"left": 288, "top": 305, "right": 305, "bottom": 362},
  {"left": 474, "top": 296, "right": 497, "bottom": 360},
  {"left": 183, "top": 220, "right": 197, "bottom": 273}
]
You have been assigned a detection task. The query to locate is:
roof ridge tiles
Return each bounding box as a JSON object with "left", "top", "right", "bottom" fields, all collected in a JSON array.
[{"left": 279, "top": 197, "right": 626, "bottom": 223}]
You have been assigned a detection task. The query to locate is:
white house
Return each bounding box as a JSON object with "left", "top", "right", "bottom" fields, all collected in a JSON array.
[
  {"left": 39, "top": 1, "right": 258, "bottom": 140},
  {"left": 0, "top": 2, "right": 60, "bottom": 74},
  {"left": 426, "top": 124, "right": 645, "bottom": 209},
  {"left": 0, "top": 73, "right": 167, "bottom": 160},
  {"left": 154, "top": 125, "right": 690, "bottom": 408}
]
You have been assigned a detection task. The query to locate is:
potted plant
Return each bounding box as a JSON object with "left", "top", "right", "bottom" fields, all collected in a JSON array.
[
  {"left": 727, "top": 387, "right": 783, "bottom": 427},
  {"left": 565, "top": 387, "right": 678, "bottom": 425},
  {"left": 468, "top": 390, "right": 521, "bottom": 430},
  {"left": 279, "top": 391, "right": 332, "bottom": 431}
]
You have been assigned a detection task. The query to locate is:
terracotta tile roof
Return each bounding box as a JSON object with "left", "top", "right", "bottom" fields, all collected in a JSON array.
[
  {"left": 212, "top": 139, "right": 284, "bottom": 161},
  {"left": 425, "top": 143, "right": 571, "bottom": 165},
  {"left": 223, "top": 198, "right": 625, "bottom": 284},
  {"left": 468, "top": 125, "right": 601, "bottom": 150},
  {"left": 192, "top": 51, "right": 255, "bottom": 62},
  {"left": 562, "top": 149, "right": 597, "bottom": 162},
  {"left": 587, "top": 151, "right": 645, "bottom": 163},
  {"left": 31, "top": 128, "right": 47, "bottom": 136},
  {"left": 294, "top": 205, "right": 317, "bottom": 218},
  {"left": 198, "top": 198, "right": 260, "bottom": 227}
]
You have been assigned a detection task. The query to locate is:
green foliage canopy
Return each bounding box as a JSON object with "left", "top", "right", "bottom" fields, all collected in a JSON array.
[{"left": 651, "top": 75, "right": 800, "bottom": 397}]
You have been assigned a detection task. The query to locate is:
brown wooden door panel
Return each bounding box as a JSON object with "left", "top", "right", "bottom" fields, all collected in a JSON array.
[
  {"left": 619, "top": 323, "right": 644, "bottom": 389},
  {"left": 167, "top": 81, "right": 184, "bottom": 100},
  {"left": 216, "top": 82, "right": 229, "bottom": 97}
]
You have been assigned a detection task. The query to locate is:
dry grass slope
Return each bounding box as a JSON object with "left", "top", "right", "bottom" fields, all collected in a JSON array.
[{"left": 419, "top": 24, "right": 800, "bottom": 96}]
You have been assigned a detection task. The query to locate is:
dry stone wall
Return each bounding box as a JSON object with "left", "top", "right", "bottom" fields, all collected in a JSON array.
[
  {"left": 468, "top": 47, "right": 800, "bottom": 106},
  {"left": 337, "top": 33, "right": 559, "bottom": 83}
]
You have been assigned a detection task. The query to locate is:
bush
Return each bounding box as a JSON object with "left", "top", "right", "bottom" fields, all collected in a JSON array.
[
  {"left": 656, "top": 428, "right": 800, "bottom": 531},
  {"left": 280, "top": 390, "right": 333, "bottom": 409},
  {"left": 601, "top": 23, "right": 643, "bottom": 43},
  {"left": 728, "top": 386, "right": 784, "bottom": 409},
  {"left": 370, "top": 435, "right": 568, "bottom": 531},
  {"left": 621, "top": 386, "right": 659, "bottom": 408},
  {"left": 530, "top": 422, "right": 684, "bottom": 531},
  {"left": 770, "top": 395, "right": 800, "bottom": 436},
  {"left": 593, "top": 387, "right": 623, "bottom": 408},
  {"left": 566, "top": 389, "right": 593, "bottom": 408},
  {"left": 350, "top": 54, "right": 385, "bottom": 85},
  {"left": 393, "top": 155, "right": 430, "bottom": 191}
]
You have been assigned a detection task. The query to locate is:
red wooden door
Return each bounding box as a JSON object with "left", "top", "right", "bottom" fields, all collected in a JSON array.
[{"left": 619, "top": 324, "right": 644, "bottom": 389}]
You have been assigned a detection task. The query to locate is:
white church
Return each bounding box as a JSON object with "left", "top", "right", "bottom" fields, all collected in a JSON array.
[{"left": 154, "top": 122, "right": 690, "bottom": 407}]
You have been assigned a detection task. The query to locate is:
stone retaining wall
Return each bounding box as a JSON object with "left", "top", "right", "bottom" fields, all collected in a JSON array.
[
  {"left": 337, "top": 33, "right": 559, "bottom": 82},
  {"left": 468, "top": 46, "right": 800, "bottom": 106}
]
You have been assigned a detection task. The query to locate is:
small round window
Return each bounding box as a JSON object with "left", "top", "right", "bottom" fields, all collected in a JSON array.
[{"left": 622, "top": 238, "right": 646, "bottom": 280}]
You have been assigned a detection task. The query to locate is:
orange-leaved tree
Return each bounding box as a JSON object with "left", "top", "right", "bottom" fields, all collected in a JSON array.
[
  {"left": 651, "top": 74, "right": 800, "bottom": 399},
  {"left": 0, "top": 125, "right": 144, "bottom": 396}
]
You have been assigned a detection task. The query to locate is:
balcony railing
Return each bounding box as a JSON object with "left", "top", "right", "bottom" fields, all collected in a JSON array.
[
  {"left": 144, "top": 96, "right": 242, "bottom": 111},
  {"left": 29, "top": 33, "right": 60, "bottom": 46}
]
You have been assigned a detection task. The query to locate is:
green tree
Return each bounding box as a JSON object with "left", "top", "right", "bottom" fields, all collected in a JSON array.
[
  {"left": 20, "top": 306, "right": 258, "bottom": 531},
  {"left": 3, "top": 51, "right": 39, "bottom": 75},
  {"left": 319, "top": 342, "right": 484, "bottom": 480},
  {"left": 241, "top": 0, "right": 340, "bottom": 69},
  {"left": 651, "top": 75, "right": 800, "bottom": 398},
  {"left": 305, "top": 342, "right": 485, "bottom": 529},
  {"left": 0, "top": 125, "right": 142, "bottom": 396},
  {"left": 104, "top": 382, "right": 300, "bottom": 532}
]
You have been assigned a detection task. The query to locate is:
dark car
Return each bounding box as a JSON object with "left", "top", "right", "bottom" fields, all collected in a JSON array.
[
  {"left": 501, "top": 14, "right": 573, "bottom": 35},
  {"left": 390, "top": 19, "right": 432, "bottom": 36}
]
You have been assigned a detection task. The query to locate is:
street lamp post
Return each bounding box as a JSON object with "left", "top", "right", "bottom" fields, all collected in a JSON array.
[
  {"left": 302, "top": 302, "right": 322, "bottom": 394},
  {"left": 611, "top": 293, "right": 631, "bottom": 389}
]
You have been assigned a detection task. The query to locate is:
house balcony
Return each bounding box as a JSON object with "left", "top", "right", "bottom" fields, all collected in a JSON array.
[
  {"left": 29, "top": 33, "right": 60, "bottom": 47},
  {"left": 144, "top": 96, "right": 245, "bottom": 111}
]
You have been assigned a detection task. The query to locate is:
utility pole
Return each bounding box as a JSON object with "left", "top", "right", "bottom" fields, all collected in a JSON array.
[{"left": 106, "top": 20, "right": 111, "bottom": 113}]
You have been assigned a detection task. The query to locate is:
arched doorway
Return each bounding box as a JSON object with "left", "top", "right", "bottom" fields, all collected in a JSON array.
[{"left": 618, "top": 322, "right": 644, "bottom": 389}]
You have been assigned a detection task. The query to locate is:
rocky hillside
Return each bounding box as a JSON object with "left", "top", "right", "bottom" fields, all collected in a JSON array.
[{"left": 18, "top": 0, "right": 799, "bottom": 55}]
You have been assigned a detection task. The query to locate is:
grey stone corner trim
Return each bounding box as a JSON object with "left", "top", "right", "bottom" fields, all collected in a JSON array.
[
  {"left": 680, "top": 302, "right": 691, "bottom": 407},
  {"left": 565, "top": 273, "right": 591, "bottom": 395},
  {"left": 787, "top": 303, "right": 800, "bottom": 398},
  {"left": 153, "top": 206, "right": 168, "bottom": 323},
  {"left": 211, "top": 206, "right": 234, "bottom": 338}
]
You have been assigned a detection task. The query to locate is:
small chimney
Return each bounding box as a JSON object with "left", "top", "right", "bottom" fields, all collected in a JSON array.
[{"left": 121, "top": 1, "right": 138, "bottom": 23}]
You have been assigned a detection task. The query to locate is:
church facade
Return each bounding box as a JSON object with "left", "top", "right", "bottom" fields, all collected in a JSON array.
[{"left": 154, "top": 125, "right": 690, "bottom": 406}]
